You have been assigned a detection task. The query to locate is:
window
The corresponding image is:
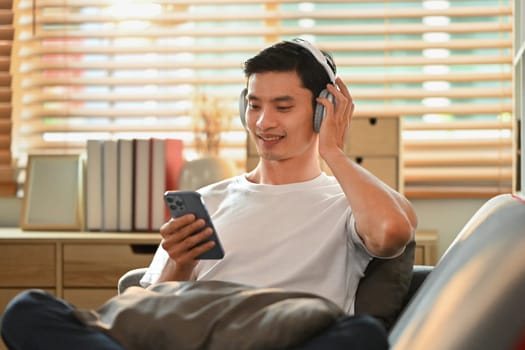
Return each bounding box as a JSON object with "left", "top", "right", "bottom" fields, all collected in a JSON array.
[{"left": 11, "top": 0, "right": 513, "bottom": 198}]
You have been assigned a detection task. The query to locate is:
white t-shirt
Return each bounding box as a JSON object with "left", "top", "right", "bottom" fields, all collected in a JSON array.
[{"left": 141, "top": 173, "right": 374, "bottom": 313}]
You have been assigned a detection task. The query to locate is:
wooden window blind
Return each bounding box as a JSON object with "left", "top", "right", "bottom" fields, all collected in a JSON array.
[
  {"left": 11, "top": 0, "right": 513, "bottom": 198},
  {"left": 0, "top": 0, "right": 14, "bottom": 196}
]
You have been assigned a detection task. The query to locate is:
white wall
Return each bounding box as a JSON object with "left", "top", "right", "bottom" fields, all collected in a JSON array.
[{"left": 411, "top": 198, "right": 488, "bottom": 259}]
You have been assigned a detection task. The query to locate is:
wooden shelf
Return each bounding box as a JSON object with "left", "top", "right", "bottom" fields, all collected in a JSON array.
[
  {"left": 0, "top": 229, "right": 160, "bottom": 311},
  {"left": 0, "top": 229, "right": 162, "bottom": 350}
]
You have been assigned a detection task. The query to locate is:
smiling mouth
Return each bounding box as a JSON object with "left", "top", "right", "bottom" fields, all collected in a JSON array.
[
  {"left": 257, "top": 134, "right": 285, "bottom": 147},
  {"left": 258, "top": 135, "right": 284, "bottom": 142}
]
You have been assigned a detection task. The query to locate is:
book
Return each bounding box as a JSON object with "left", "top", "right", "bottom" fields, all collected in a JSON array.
[
  {"left": 86, "top": 140, "right": 103, "bottom": 231},
  {"left": 150, "top": 139, "right": 166, "bottom": 231},
  {"left": 164, "top": 139, "right": 184, "bottom": 220},
  {"left": 164, "top": 139, "right": 185, "bottom": 192},
  {"left": 102, "top": 140, "right": 118, "bottom": 232},
  {"left": 133, "top": 138, "right": 151, "bottom": 231},
  {"left": 117, "top": 139, "right": 134, "bottom": 232},
  {"left": 150, "top": 138, "right": 185, "bottom": 231}
]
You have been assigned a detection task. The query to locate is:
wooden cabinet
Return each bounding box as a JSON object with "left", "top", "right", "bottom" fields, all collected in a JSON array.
[
  {"left": 0, "top": 230, "right": 160, "bottom": 350},
  {"left": 0, "top": 230, "right": 159, "bottom": 312},
  {"left": 246, "top": 116, "right": 402, "bottom": 191},
  {"left": 345, "top": 117, "right": 402, "bottom": 191},
  {"left": 345, "top": 117, "right": 400, "bottom": 156},
  {"left": 414, "top": 230, "right": 438, "bottom": 266}
]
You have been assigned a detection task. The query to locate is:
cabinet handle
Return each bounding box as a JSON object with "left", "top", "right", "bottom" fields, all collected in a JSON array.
[{"left": 130, "top": 244, "right": 158, "bottom": 254}]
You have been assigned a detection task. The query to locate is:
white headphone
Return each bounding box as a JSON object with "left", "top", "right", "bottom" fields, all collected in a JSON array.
[{"left": 239, "top": 38, "right": 336, "bottom": 132}]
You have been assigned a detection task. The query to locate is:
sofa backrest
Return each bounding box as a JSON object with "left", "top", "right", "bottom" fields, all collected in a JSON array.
[{"left": 389, "top": 193, "right": 525, "bottom": 350}]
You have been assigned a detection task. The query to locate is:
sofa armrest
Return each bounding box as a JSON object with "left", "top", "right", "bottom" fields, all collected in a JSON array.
[{"left": 118, "top": 267, "right": 148, "bottom": 294}]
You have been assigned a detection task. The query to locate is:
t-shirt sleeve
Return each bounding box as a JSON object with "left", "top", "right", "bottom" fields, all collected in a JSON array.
[
  {"left": 139, "top": 242, "right": 169, "bottom": 288},
  {"left": 347, "top": 214, "right": 374, "bottom": 258},
  {"left": 347, "top": 214, "right": 406, "bottom": 260}
]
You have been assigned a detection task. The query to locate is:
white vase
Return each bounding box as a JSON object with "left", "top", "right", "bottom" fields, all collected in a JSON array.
[{"left": 178, "top": 156, "right": 237, "bottom": 190}]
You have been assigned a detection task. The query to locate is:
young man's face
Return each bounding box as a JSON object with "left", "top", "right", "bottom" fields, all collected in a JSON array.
[{"left": 245, "top": 71, "right": 317, "bottom": 162}]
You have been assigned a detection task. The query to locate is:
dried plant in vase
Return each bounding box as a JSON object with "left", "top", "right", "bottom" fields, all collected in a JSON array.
[
  {"left": 191, "top": 91, "right": 232, "bottom": 157},
  {"left": 180, "top": 91, "right": 236, "bottom": 190}
]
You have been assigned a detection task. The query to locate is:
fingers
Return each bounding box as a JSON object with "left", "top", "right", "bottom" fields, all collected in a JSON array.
[
  {"left": 160, "top": 213, "right": 195, "bottom": 235},
  {"left": 161, "top": 214, "right": 202, "bottom": 241},
  {"left": 160, "top": 214, "right": 216, "bottom": 263},
  {"left": 327, "top": 78, "right": 354, "bottom": 120},
  {"left": 335, "top": 77, "right": 351, "bottom": 101},
  {"left": 328, "top": 78, "right": 350, "bottom": 106}
]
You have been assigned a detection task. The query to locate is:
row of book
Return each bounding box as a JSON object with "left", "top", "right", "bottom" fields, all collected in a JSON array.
[{"left": 86, "top": 138, "right": 184, "bottom": 232}]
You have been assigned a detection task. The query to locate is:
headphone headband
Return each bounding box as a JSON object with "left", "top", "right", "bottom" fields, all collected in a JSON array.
[
  {"left": 286, "top": 38, "right": 336, "bottom": 84},
  {"left": 239, "top": 38, "right": 336, "bottom": 132}
]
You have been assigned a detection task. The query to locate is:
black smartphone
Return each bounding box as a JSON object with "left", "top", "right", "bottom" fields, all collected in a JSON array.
[{"left": 164, "top": 190, "right": 225, "bottom": 259}]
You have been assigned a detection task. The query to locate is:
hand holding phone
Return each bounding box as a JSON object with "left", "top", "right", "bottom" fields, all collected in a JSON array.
[{"left": 164, "top": 191, "right": 225, "bottom": 260}]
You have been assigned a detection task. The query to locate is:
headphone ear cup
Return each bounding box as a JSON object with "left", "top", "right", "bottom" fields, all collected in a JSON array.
[
  {"left": 314, "top": 89, "right": 334, "bottom": 132},
  {"left": 239, "top": 88, "right": 248, "bottom": 128}
]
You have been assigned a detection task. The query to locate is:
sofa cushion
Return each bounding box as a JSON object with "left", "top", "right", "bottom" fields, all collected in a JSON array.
[{"left": 354, "top": 240, "right": 415, "bottom": 330}]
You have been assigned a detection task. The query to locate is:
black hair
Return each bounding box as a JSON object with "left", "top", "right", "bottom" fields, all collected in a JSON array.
[{"left": 243, "top": 41, "right": 336, "bottom": 108}]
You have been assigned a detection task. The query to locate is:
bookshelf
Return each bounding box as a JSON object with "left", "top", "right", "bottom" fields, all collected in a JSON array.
[
  {"left": 0, "top": 230, "right": 160, "bottom": 313},
  {"left": 0, "top": 230, "right": 159, "bottom": 350}
]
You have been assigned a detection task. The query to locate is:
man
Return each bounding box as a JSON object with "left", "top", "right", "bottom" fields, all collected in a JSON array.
[
  {"left": 144, "top": 38, "right": 416, "bottom": 307},
  {"left": 1, "top": 38, "right": 416, "bottom": 349}
]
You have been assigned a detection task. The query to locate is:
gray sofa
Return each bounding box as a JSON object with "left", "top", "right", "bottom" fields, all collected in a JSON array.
[{"left": 389, "top": 193, "right": 525, "bottom": 349}]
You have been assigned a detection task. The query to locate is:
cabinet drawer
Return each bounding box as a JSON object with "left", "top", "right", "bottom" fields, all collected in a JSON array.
[
  {"left": 63, "top": 243, "right": 156, "bottom": 287},
  {"left": 350, "top": 156, "right": 399, "bottom": 190},
  {"left": 0, "top": 244, "right": 56, "bottom": 287},
  {"left": 346, "top": 118, "right": 399, "bottom": 156},
  {"left": 64, "top": 288, "right": 118, "bottom": 309}
]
